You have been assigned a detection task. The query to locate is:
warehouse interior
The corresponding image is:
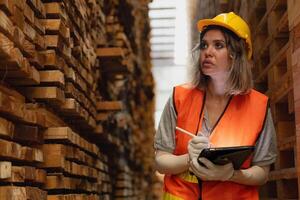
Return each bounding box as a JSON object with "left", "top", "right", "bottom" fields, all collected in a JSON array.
[{"left": 0, "top": 0, "right": 299, "bottom": 199}]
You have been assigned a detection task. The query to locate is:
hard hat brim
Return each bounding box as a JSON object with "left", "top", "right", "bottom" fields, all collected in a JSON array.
[
  {"left": 197, "top": 19, "right": 252, "bottom": 59},
  {"left": 197, "top": 19, "right": 245, "bottom": 40}
]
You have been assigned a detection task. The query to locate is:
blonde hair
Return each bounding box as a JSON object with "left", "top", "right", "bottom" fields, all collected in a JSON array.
[{"left": 189, "top": 25, "right": 253, "bottom": 95}]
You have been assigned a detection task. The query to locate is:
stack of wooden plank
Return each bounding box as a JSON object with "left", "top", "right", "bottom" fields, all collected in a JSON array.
[
  {"left": 247, "top": 1, "right": 296, "bottom": 199},
  {"left": 98, "top": 154, "right": 112, "bottom": 200},
  {"left": 96, "top": 100, "right": 123, "bottom": 145},
  {"left": 0, "top": 0, "right": 156, "bottom": 199},
  {"left": 0, "top": 87, "right": 46, "bottom": 200},
  {"left": 42, "top": 127, "right": 102, "bottom": 200},
  {"left": 114, "top": 166, "right": 134, "bottom": 200}
]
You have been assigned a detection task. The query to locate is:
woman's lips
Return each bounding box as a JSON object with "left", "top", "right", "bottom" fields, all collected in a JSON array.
[{"left": 202, "top": 60, "right": 214, "bottom": 67}]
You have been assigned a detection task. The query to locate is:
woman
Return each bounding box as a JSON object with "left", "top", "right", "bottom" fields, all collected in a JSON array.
[{"left": 154, "top": 12, "right": 277, "bottom": 200}]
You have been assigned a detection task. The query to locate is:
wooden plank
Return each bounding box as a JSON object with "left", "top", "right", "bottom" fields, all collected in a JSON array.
[
  {"left": 44, "top": 2, "right": 67, "bottom": 21},
  {"left": 65, "top": 66, "right": 88, "bottom": 92},
  {"left": 41, "top": 49, "right": 65, "bottom": 70},
  {"left": 44, "top": 127, "right": 99, "bottom": 156},
  {"left": 34, "top": 16, "right": 45, "bottom": 35},
  {"left": 0, "top": 186, "right": 46, "bottom": 200},
  {"left": 0, "top": 161, "right": 11, "bottom": 179},
  {"left": 34, "top": 31, "right": 45, "bottom": 50},
  {"left": 29, "top": 106, "right": 66, "bottom": 128},
  {"left": 20, "top": 86, "right": 65, "bottom": 104},
  {"left": 28, "top": 50, "right": 45, "bottom": 70},
  {"left": 21, "top": 146, "right": 43, "bottom": 162},
  {"left": 96, "top": 101, "right": 123, "bottom": 111},
  {"left": 45, "top": 35, "right": 71, "bottom": 60},
  {"left": 41, "top": 18, "right": 70, "bottom": 41},
  {"left": 35, "top": 168, "right": 46, "bottom": 184},
  {"left": 0, "top": 32, "right": 14, "bottom": 58},
  {"left": 0, "top": 88, "right": 42, "bottom": 126},
  {"left": 39, "top": 70, "right": 65, "bottom": 87},
  {"left": 0, "top": 48, "right": 24, "bottom": 71},
  {"left": 7, "top": 64, "right": 40, "bottom": 86},
  {"left": 46, "top": 174, "right": 99, "bottom": 193},
  {"left": 96, "top": 112, "right": 110, "bottom": 121},
  {"left": 44, "top": 127, "right": 73, "bottom": 142},
  {"left": 24, "top": 3, "right": 34, "bottom": 25},
  {"left": 23, "top": 21, "right": 36, "bottom": 43},
  {"left": 42, "top": 144, "right": 98, "bottom": 179},
  {"left": 26, "top": 0, "right": 45, "bottom": 19},
  {"left": 0, "top": 0, "right": 14, "bottom": 16},
  {"left": 13, "top": 123, "right": 43, "bottom": 144},
  {"left": 10, "top": 6, "right": 25, "bottom": 31},
  {"left": 47, "top": 194, "right": 100, "bottom": 200},
  {"left": 0, "top": 117, "right": 14, "bottom": 139},
  {"left": 0, "top": 138, "right": 22, "bottom": 159},
  {"left": 65, "top": 82, "right": 92, "bottom": 115},
  {"left": 42, "top": 144, "right": 66, "bottom": 169},
  {"left": 3, "top": 166, "right": 25, "bottom": 182},
  {"left": 96, "top": 47, "right": 124, "bottom": 58},
  {"left": 287, "top": 0, "right": 300, "bottom": 30},
  {"left": 0, "top": 10, "right": 14, "bottom": 39},
  {"left": 60, "top": 98, "right": 90, "bottom": 122},
  {"left": 60, "top": 98, "right": 82, "bottom": 115},
  {"left": 0, "top": 186, "right": 26, "bottom": 199}
]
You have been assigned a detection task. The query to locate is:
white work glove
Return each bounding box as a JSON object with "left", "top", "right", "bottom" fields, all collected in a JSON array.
[
  {"left": 187, "top": 136, "right": 210, "bottom": 162},
  {"left": 189, "top": 157, "right": 234, "bottom": 181}
]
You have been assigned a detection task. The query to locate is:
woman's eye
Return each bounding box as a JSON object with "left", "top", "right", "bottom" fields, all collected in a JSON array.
[
  {"left": 199, "top": 43, "right": 207, "bottom": 49},
  {"left": 215, "top": 42, "right": 225, "bottom": 49}
]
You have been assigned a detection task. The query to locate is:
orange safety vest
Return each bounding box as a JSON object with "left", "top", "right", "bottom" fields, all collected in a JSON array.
[{"left": 163, "top": 84, "right": 268, "bottom": 200}]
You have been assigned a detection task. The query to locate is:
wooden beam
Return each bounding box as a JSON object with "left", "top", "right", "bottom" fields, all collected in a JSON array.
[
  {"left": 0, "top": 10, "right": 14, "bottom": 39},
  {"left": 39, "top": 70, "right": 65, "bottom": 87},
  {"left": 41, "top": 19, "right": 70, "bottom": 40},
  {"left": 20, "top": 86, "right": 65, "bottom": 104},
  {"left": 96, "top": 47, "right": 124, "bottom": 58},
  {"left": 96, "top": 101, "right": 123, "bottom": 111},
  {"left": 0, "top": 117, "right": 14, "bottom": 139},
  {"left": 13, "top": 123, "right": 43, "bottom": 144},
  {"left": 0, "top": 0, "right": 14, "bottom": 16},
  {"left": 0, "top": 161, "right": 11, "bottom": 179}
]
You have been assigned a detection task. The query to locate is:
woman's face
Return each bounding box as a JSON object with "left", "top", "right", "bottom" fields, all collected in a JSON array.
[{"left": 199, "top": 29, "right": 231, "bottom": 78}]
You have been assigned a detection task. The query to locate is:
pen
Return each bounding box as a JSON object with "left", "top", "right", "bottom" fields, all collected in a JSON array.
[{"left": 175, "top": 126, "right": 195, "bottom": 138}]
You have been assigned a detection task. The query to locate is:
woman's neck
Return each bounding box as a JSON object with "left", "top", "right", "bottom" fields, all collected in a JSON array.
[{"left": 207, "top": 80, "right": 228, "bottom": 100}]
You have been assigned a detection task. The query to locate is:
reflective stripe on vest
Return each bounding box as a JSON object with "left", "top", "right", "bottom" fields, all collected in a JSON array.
[
  {"left": 163, "top": 84, "right": 268, "bottom": 200},
  {"left": 163, "top": 192, "right": 184, "bottom": 200},
  {"left": 177, "top": 171, "right": 198, "bottom": 183}
]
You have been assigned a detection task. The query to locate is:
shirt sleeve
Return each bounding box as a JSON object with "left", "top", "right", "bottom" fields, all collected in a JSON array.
[
  {"left": 154, "top": 92, "right": 177, "bottom": 153},
  {"left": 252, "top": 108, "right": 277, "bottom": 166}
]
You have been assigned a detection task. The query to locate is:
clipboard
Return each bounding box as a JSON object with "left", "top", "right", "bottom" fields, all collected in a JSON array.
[{"left": 197, "top": 146, "right": 255, "bottom": 169}]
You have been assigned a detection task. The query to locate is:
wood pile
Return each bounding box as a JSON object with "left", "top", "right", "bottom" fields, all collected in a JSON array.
[
  {"left": 196, "top": 0, "right": 299, "bottom": 199},
  {"left": 0, "top": 0, "right": 155, "bottom": 200}
]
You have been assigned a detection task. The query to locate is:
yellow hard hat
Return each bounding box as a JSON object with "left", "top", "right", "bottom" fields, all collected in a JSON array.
[{"left": 197, "top": 12, "right": 252, "bottom": 59}]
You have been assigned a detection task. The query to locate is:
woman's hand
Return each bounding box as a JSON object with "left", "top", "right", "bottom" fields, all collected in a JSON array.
[
  {"left": 189, "top": 157, "right": 234, "bottom": 181},
  {"left": 187, "top": 135, "right": 210, "bottom": 161}
]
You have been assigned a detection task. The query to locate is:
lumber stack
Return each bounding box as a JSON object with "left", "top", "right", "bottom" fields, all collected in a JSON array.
[
  {"left": 0, "top": 87, "right": 47, "bottom": 200},
  {"left": 42, "top": 127, "right": 102, "bottom": 200},
  {"left": 248, "top": 1, "right": 296, "bottom": 199},
  {"left": 0, "top": 0, "right": 155, "bottom": 199},
  {"left": 96, "top": 0, "right": 155, "bottom": 199},
  {"left": 0, "top": 0, "right": 102, "bottom": 132},
  {"left": 196, "top": 0, "right": 299, "bottom": 199}
]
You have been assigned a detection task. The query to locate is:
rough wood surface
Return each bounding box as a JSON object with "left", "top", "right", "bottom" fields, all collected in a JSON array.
[{"left": 0, "top": 161, "right": 11, "bottom": 179}]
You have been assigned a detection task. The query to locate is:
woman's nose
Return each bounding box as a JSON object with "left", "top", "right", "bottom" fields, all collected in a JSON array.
[{"left": 204, "top": 45, "right": 213, "bottom": 57}]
